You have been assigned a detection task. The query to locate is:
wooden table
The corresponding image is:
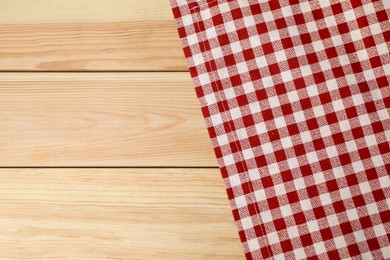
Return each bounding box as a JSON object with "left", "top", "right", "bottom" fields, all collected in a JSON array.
[{"left": 0, "top": 1, "right": 242, "bottom": 259}]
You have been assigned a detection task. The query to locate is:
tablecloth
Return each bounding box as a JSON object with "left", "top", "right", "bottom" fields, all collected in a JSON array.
[{"left": 170, "top": 0, "right": 390, "bottom": 258}]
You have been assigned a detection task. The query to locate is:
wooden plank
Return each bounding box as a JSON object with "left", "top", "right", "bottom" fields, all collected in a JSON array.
[
  {"left": 0, "top": 72, "right": 216, "bottom": 167},
  {"left": 0, "top": 0, "right": 187, "bottom": 71},
  {"left": 0, "top": 168, "right": 242, "bottom": 259}
]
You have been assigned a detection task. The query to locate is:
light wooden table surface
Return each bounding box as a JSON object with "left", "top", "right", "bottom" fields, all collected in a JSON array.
[{"left": 0, "top": 1, "right": 242, "bottom": 259}]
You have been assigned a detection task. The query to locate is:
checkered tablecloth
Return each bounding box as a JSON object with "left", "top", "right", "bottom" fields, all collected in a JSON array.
[{"left": 170, "top": 0, "right": 390, "bottom": 259}]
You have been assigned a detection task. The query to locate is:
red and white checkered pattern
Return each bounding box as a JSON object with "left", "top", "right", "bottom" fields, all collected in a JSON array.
[{"left": 170, "top": 0, "right": 390, "bottom": 259}]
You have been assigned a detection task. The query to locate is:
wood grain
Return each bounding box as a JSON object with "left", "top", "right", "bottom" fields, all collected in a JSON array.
[
  {"left": 0, "top": 2, "right": 242, "bottom": 258},
  {"left": 0, "top": 168, "right": 242, "bottom": 259},
  {"left": 0, "top": 72, "right": 216, "bottom": 167},
  {"left": 0, "top": 0, "right": 187, "bottom": 71}
]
